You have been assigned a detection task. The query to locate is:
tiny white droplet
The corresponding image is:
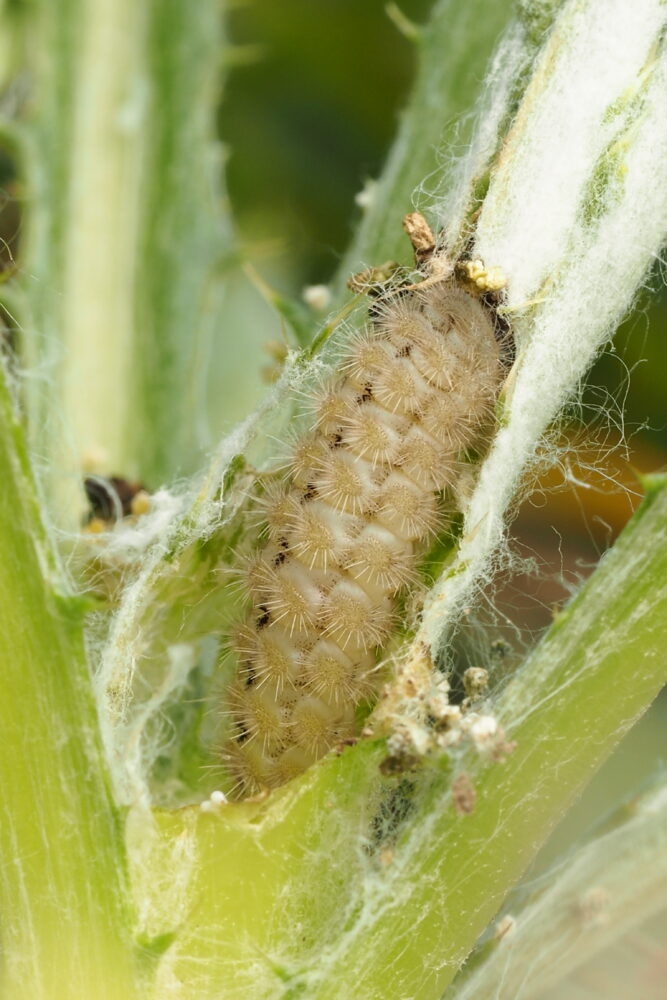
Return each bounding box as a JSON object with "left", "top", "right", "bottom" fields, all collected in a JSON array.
[
  {"left": 302, "top": 284, "right": 332, "bottom": 311},
  {"left": 355, "top": 178, "right": 377, "bottom": 210}
]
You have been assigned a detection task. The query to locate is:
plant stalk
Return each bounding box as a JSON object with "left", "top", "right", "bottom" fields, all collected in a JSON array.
[
  {"left": 20, "top": 0, "right": 230, "bottom": 519},
  {"left": 0, "top": 368, "right": 138, "bottom": 1000},
  {"left": 137, "top": 479, "right": 667, "bottom": 999}
]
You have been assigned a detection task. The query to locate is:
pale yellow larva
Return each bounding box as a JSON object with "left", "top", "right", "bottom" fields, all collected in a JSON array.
[{"left": 223, "top": 250, "right": 506, "bottom": 798}]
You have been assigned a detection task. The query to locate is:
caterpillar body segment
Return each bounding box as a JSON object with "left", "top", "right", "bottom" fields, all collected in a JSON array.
[{"left": 224, "top": 236, "right": 507, "bottom": 797}]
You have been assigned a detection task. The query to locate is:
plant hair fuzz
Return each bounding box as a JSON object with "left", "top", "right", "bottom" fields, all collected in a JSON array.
[{"left": 224, "top": 265, "right": 506, "bottom": 797}]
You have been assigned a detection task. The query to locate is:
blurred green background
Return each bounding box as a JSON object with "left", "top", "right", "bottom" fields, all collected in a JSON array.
[{"left": 222, "top": 0, "right": 433, "bottom": 286}]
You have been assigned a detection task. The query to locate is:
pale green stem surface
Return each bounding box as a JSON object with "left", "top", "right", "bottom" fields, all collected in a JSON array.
[
  {"left": 141, "top": 479, "right": 667, "bottom": 1000},
  {"left": 0, "top": 370, "right": 138, "bottom": 1000},
  {"left": 312, "top": 479, "right": 667, "bottom": 1000},
  {"left": 448, "top": 776, "right": 667, "bottom": 999},
  {"left": 19, "top": 0, "right": 229, "bottom": 514}
]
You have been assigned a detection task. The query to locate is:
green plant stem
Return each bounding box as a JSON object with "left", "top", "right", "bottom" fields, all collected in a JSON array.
[
  {"left": 310, "top": 478, "right": 667, "bottom": 999},
  {"left": 0, "top": 369, "right": 138, "bottom": 1000},
  {"left": 21, "top": 0, "right": 230, "bottom": 512},
  {"left": 142, "top": 478, "right": 667, "bottom": 999},
  {"left": 447, "top": 775, "right": 667, "bottom": 998},
  {"left": 331, "top": 0, "right": 561, "bottom": 301}
]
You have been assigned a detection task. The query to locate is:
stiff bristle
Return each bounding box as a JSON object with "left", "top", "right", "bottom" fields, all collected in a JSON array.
[
  {"left": 314, "top": 450, "right": 377, "bottom": 514},
  {"left": 244, "top": 628, "right": 298, "bottom": 694},
  {"left": 312, "top": 383, "right": 357, "bottom": 436},
  {"left": 373, "top": 357, "right": 428, "bottom": 415},
  {"left": 289, "top": 696, "right": 350, "bottom": 755},
  {"left": 340, "top": 331, "right": 392, "bottom": 388},
  {"left": 342, "top": 525, "right": 416, "bottom": 596},
  {"left": 421, "top": 390, "right": 487, "bottom": 451},
  {"left": 288, "top": 501, "right": 357, "bottom": 571},
  {"left": 286, "top": 434, "right": 331, "bottom": 487},
  {"left": 341, "top": 404, "right": 408, "bottom": 467},
  {"left": 262, "top": 562, "right": 322, "bottom": 636},
  {"left": 228, "top": 684, "right": 289, "bottom": 753},
  {"left": 254, "top": 480, "right": 298, "bottom": 541},
  {"left": 320, "top": 581, "right": 394, "bottom": 651},
  {"left": 376, "top": 473, "right": 442, "bottom": 541},
  {"left": 396, "top": 426, "right": 458, "bottom": 490},
  {"left": 301, "top": 640, "right": 374, "bottom": 704}
]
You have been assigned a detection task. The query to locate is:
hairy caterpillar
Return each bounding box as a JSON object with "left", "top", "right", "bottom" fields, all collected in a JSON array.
[{"left": 223, "top": 215, "right": 508, "bottom": 797}]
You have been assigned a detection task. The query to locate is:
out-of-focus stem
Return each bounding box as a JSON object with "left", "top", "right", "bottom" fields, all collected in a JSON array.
[
  {"left": 20, "top": 0, "right": 230, "bottom": 520},
  {"left": 448, "top": 777, "right": 667, "bottom": 999},
  {"left": 0, "top": 367, "right": 138, "bottom": 1000},
  {"left": 330, "top": 0, "right": 562, "bottom": 300}
]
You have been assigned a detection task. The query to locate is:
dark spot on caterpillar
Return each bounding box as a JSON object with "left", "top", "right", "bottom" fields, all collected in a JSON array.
[
  {"left": 302, "top": 484, "right": 318, "bottom": 500},
  {"left": 256, "top": 607, "right": 270, "bottom": 629},
  {"left": 243, "top": 666, "right": 256, "bottom": 688},
  {"left": 397, "top": 344, "right": 411, "bottom": 358},
  {"left": 235, "top": 725, "right": 250, "bottom": 744},
  {"left": 480, "top": 290, "right": 515, "bottom": 367},
  {"left": 331, "top": 433, "right": 343, "bottom": 447},
  {"left": 357, "top": 386, "right": 373, "bottom": 404},
  {"left": 273, "top": 550, "right": 286, "bottom": 567}
]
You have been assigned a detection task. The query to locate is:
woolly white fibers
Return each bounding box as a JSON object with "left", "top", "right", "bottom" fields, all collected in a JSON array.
[
  {"left": 476, "top": 0, "right": 666, "bottom": 309},
  {"left": 96, "top": 374, "right": 306, "bottom": 808},
  {"left": 417, "top": 0, "right": 667, "bottom": 661}
]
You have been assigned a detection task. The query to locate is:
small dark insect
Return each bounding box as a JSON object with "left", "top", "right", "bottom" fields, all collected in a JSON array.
[{"left": 84, "top": 475, "right": 149, "bottom": 524}]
